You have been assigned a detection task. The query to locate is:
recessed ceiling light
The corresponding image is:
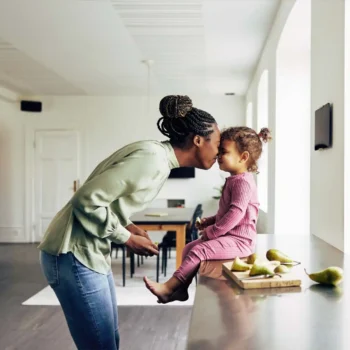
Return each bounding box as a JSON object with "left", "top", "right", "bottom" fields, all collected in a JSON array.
[{"left": 225, "top": 92, "right": 235, "bottom": 96}]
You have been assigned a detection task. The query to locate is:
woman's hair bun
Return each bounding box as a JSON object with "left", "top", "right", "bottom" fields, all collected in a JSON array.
[{"left": 159, "top": 95, "right": 193, "bottom": 119}]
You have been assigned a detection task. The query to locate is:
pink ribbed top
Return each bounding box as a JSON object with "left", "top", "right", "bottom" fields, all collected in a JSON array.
[{"left": 205, "top": 172, "right": 259, "bottom": 245}]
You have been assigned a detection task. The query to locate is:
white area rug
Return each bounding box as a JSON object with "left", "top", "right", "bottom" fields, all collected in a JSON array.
[{"left": 23, "top": 252, "right": 196, "bottom": 306}]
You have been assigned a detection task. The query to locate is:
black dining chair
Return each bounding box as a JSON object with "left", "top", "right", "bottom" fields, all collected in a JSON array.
[{"left": 110, "top": 243, "right": 146, "bottom": 287}]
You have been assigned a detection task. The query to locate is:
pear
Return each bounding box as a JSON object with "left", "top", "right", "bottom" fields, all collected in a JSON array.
[
  {"left": 304, "top": 267, "right": 343, "bottom": 286},
  {"left": 246, "top": 253, "right": 259, "bottom": 264},
  {"left": 274, "top": 265, "right": 290, "bottom": 274},
  {"left": 266, "top": 249, "right": 300, "bottom": 265},
  {"left": 249, "top": 262, "right": 275, "bottom": 277},
  {"left": 231, "top": 257, "right": 251, "bottom": 271}
]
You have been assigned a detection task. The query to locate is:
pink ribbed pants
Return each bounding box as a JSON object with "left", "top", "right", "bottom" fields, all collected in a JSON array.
[{"left": 173, "top": 236, "right": 254, "bottom": 284}]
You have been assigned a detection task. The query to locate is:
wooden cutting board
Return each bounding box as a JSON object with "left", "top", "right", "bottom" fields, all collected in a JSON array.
[{"left": 222, "top": 261, "right": 302, "bottom": 289}]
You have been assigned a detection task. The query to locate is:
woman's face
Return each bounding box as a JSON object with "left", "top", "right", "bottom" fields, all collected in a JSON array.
[{"left": 195, "top": 124, "right": 221, "bottom": 169}]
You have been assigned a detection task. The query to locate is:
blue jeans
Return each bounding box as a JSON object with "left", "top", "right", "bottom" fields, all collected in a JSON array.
[{"left": 40, "top": 251, "right": 119, "bottom": 350}]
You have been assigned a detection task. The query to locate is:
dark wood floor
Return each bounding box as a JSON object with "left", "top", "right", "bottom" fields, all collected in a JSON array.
[{"left": 0, "top": 244, "right": 191, "bottom": 350}]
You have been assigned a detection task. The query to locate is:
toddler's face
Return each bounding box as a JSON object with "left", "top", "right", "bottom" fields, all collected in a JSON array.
[{"left": 218, "top": 140, "right": 244, "bottom": 174}]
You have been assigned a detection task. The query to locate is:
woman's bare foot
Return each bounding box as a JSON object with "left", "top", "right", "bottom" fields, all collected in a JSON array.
[{"left": 143, "top": 276, "right": 173, "bottom": 303}]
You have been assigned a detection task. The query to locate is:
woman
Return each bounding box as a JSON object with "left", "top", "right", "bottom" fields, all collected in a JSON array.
[{"left": 39, "top": 95, "right": 221, "bottom": 350}]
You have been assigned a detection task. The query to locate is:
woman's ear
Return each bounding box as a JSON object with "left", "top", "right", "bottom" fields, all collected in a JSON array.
[{"left": 193, "top": 135, "right": 202, "bottom": 147}]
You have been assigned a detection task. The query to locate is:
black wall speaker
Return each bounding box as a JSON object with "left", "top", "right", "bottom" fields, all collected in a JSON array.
[{"left": 20, "top": 100, "right": 42, "bottom": 112}]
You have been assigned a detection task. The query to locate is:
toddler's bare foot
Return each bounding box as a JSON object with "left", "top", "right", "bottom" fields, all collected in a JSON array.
[
  {"left": 143, "top": 276, "right": 173, "bottom": 303},
  {"left": 167, "top": 288, "right": 189, "bottom": 303}
]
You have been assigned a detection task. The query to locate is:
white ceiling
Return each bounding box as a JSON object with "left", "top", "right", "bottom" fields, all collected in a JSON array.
[{"left": 0, "top": 0, "right": 280, "bottom": 97}]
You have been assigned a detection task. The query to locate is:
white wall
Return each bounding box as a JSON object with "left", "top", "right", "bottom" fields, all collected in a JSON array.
[
  {"left": 275, "top": 0, "right": 311, "bottom": 235},
  {"left": 310, "top": 0, "right": 345, "bottom": 251},
  {"left": 0, "top": 98, "right": 25, "bottom": 241},
  {"left": 0, "top": 94, "right": 244, "bottom": 242},
  {"left": 275, "top": 52, "right": 310, "bottom": 235},
  {"left": 245, "top": 0, "right": 349, "bottom": 251},
  {"left": 257, "top": 70, "right": 269, "bottom": 213},
  {"left": 246, "top": 0, "right": 296, "bottom": 233},
  {"left": 345, "top": 0, "right": 350, "bottom": 254},
  {"left": 246, "top": 102, "right": 253, "bottom": 128}
]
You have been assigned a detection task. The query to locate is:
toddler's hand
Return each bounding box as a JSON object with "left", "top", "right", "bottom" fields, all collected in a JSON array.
[
  {"left": 196, "top": 217, "right": 207, "bottom": 230},
  {"left": 200, "top": 230, "right": 209, "bottom": 241}
]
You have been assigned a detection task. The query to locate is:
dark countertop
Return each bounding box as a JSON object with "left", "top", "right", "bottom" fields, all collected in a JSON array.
[{"left": 187, "top": 234, "right": 350, "bottom": 350}]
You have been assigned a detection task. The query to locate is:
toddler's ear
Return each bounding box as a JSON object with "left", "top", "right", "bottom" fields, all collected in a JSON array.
[{"left": 241, "top": 151, "right": 250, "bottom": 163}]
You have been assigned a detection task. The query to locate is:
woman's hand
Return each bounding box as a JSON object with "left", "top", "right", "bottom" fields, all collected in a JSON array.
[
  {"left": 126, "top": 223, "right": 151, "bottom": 241},
  {"left": 125, "top": 235, "right": 159, "bottom": 256}
]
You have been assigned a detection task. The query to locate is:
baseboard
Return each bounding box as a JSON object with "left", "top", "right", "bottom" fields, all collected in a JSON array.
[{"left": 0, "top": 226, "right": 27, "bottom": 242}]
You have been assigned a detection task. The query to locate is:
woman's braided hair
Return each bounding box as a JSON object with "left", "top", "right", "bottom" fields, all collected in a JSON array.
[
  {"left": 221, "top": 126, "right": 272, "bottom": 173},
  {"left": 157, "top": 95, "right": 217, "bottom": 147}
]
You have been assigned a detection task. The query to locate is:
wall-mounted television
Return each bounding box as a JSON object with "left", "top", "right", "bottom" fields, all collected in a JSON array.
[
  {"left": 315, "top": 103, "right": 332, "bottom": 151},
  {"left": 169, "top": 167, "right": 195, "bottom": 179}
]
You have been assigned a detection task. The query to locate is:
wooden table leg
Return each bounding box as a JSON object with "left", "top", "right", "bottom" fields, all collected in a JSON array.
[
  {"left": 136, "top": 223, "right": 189, "bottom": 269},
  {"left": 176, "top": 224, "right": 187, "bottom": 269}
]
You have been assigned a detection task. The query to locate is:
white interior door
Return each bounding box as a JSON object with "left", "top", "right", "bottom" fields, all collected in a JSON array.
[{"left": 34, "top": 130, "right": 79, "bottom": 242}]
